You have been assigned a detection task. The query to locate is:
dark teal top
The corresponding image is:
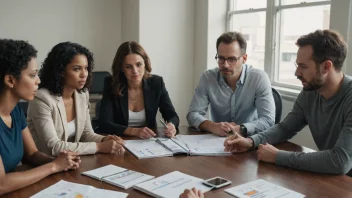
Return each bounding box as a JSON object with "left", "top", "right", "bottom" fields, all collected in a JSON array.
[{"left": 0, "top": 105, "right": 26, "bottom": 173}]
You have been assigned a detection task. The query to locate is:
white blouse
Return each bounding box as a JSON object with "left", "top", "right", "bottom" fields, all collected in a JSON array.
[
  {"left": 128, "top": 109, "right": 146, "bottom": 127},
  {"left": 67, "top": 119, "right": 76, "bottom": 139}
]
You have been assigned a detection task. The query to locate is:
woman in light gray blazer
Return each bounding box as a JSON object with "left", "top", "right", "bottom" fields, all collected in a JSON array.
[{"left": 27, "top": 42, "right": 125, "bottom": 156}]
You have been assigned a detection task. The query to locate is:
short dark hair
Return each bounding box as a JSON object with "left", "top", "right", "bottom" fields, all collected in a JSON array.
[
  {"left": 111, "top": 41, "right": 152, "bottom": 96},
  {"left": 296, "top": 29, "right": 347, "bottom": 70},
  {"left": 0, "top": 39, "right": 37, "bottom": 92},
  {"left": 216, "top": 32, "right": 247, "bottom": 54},
  {"left": 39, "top": 42, "right": 94, "bottom": 96}
]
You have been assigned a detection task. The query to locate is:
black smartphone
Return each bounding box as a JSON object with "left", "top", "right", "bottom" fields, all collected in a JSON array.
[{"left": 203, "top": 176, "right": 232, "bottom": 188}]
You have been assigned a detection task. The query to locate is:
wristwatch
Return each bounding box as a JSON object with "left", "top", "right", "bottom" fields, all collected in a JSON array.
[{"left": 240, "top": 124, "right": 247, "bottom": 137}]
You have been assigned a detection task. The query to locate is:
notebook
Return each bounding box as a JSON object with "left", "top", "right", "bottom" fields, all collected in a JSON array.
[
  {"left": 133, "top": 171, "right": 213, "bottom": 198},
  {"left": 124, "top": 134, "right": 231, "bottom": 159},
  {"left": 30, "top": 180, "right": 128, "bottom": 198},
  {"left": 81, "top": 164, "right": 155, "bottom": 189},
  {"left": 225, "top": 179, "right": 305, "bottom": 198}
]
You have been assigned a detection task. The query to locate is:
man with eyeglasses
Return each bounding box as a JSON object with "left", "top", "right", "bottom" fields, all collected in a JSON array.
[
  {"left": 224, "top": 29, "right": 352, "bottom": 176},
  {"left": 187, "top": 32, "right": 275, "bottom": 137}
]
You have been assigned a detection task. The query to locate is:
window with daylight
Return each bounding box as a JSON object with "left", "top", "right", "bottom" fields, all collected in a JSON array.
[{"left": 228, "top": 0, "right": 331, "bottom": 89}]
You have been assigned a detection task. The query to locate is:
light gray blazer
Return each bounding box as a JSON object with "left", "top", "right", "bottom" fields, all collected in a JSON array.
[{"left": 27, "top": 88, "right": 104, "bottom": 156}]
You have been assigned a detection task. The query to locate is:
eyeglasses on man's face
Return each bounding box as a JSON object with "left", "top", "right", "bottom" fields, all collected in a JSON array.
[{"left": 215, "top": 54, "right": 242, "bottom": 65}]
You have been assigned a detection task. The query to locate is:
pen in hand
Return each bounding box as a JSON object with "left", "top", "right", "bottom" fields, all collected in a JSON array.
[{"left": 160, "top": 119, "right": 169, "bottom": 128}]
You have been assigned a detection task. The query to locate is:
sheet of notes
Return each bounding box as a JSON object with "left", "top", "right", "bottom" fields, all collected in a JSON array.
[
  {"left": 125, "top": 139, "right": 173, "bottom": 158},
  {"left": 30, "top": 180, "right": 128, "bottom": 198},
  {"left": 225, "top": 179, "right": 305, "bottom": 198}
]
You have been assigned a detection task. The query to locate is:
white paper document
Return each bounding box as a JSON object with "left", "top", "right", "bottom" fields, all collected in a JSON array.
[
  {"left": 124, "top": 139, "right": 174, "bottom": 159},
  {"left": 133, "top": 171, "right": 212, "bottom": 198},
  {"left": 156, "top": 137, "right": 188, "bottom": 154},
  {"left": 82, "top": 164, "right": 127, "bottom": 180},
  {"left": 82, "top": 164, "right": 155, "bottom": 189},
  {"left": 225, "top": 179, "right": 305, "bottom": 198},
  {"left": 30, "top": 180, "right": 128, "bottom": 198},
  {"left": 124, "top": 134, "right": 230, "bottom": 159},
  {"left": 175, "top": 134, "right": 231, "bottom": 156}
]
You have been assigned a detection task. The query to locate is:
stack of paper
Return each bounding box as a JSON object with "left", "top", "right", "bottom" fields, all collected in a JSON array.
[
  {"left": 133, "top": 171, "right": 213, "bottom": 198},
  {"left": 30, "top": 180, "right": 128, "bottom": 198},
  {"left": 225, "top": 179, "right": 305, "bottom": 198},
  {"left": 82, "top": 164, "right": 155, "bottom": 189}
]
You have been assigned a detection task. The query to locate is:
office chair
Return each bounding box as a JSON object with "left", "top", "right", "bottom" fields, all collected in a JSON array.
[
  {"left": 91, "top": 100, "right": 101, "bottom": 131},
  {"left": 90, "top": 71, "right": 110, "bottom": 131},
  {"left": 272, "top": 87, "right": 283, "bottom": 124},
  {"left": 90, "top": 71, "right": 111, "bottom": 94}
]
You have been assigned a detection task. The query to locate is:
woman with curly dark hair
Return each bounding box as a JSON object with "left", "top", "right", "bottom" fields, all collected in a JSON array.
[
  {"left": 99, "top": 41, "right": 179, "bottom": 138},
  {"left": 0, "top": 39, "right": 80, "bottom": 195},
  {"left": 27, "top": 42, "right": 125, "bottom": 157}
]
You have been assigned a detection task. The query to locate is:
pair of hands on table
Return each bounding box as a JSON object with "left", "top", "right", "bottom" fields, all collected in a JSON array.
[
  {"left": 97, "top": 135, "right": 125, "bottom": 155},
  {"left": 223, "top": 126, "right": 279, "bottom": 163},
  {"left": 52, "top": 150, "right": 81, "bottom": 172},
  {"left": 54, "top": 135, "right": 125, "bottom": 171},
  {"left": 131, "top": 122, "right": 177, "bottom": 139}
]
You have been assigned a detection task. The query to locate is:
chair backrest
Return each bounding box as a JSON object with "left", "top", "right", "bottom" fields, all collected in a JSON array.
[
  {"left": 272, "top": 87, "right": 283, "bottom": 124},
  {"left": 92, "top": 99, "right": 102, "bottom": 132},
  {"left": 91, "top": 99, "right": 102, "bottom": 131},
  {"left": 95, "top": 100, "right": 102, "bottom": 120},
  {"left": 90, "top": 71, "right": 111, "bottom": 94}
]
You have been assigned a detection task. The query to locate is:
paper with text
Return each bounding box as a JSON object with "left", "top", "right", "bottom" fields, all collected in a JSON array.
[
  {"left": 124, "top": 139, "right": 173, "bottom": 159},
  {"left": 133, "top": 171, "right": 212, "bottom": 198},
  {"left": 82, "top": 164, "right": 127, "bottom": 180},
  {"left": 176, "top": 134, "right": 231, "bottom": 156},
  {"left": 30, "top": 180, "right": 128, "bottom": 198},
  {"left": 156, "top": 137, "right": 188, "bottom": 154},
  {"left": 225, "top": 179, "right": 305, "bottom": 198},
  {"left": 82, "top": 165, "right": 154, "bottom": 189},
  {"left": 104, "top": 170, "right": 155, "bottom": 189}
]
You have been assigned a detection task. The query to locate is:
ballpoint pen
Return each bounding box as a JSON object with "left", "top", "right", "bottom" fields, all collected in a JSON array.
[{"left": 159, "top": 119, "right": 169, "bottom": 128}]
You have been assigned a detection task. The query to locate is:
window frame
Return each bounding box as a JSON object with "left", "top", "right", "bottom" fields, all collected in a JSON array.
[{"left": 227, "top": 0, "right": 331, "bottom": 98}]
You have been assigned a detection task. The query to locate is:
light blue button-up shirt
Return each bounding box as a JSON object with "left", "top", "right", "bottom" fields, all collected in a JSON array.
[{"left": 187, "top": 64, "right": 275, "bottom": 136}]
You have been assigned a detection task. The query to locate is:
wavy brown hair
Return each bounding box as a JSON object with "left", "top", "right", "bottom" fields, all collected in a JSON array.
[{"left": 111, "top": 41, "right": 152, "bottom": 96}]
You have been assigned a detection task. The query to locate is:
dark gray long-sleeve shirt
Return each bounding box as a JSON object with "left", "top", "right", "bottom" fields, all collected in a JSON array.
[{"left": 251, "top": 75, "right": 352, "bottom": 176}]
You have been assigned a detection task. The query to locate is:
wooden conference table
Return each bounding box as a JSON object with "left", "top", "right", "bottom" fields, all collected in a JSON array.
[{"left": 5, "top": 127, "right": 352, "bottom": 198}]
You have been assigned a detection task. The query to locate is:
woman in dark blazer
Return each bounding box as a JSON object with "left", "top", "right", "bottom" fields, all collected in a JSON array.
[{"left": 99, "top": 41, "right": 179, "bottom": 138}]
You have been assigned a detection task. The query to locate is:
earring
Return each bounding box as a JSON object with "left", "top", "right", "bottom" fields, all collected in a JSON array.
[{"left": 10, "top": 85, "right": 13, "bottom": 88}]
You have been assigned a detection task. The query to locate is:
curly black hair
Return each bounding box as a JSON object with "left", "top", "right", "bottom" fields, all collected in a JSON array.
[
  {"left": 0, "top": 39, "right": 37, "bottom": 93},
  {"left": 39, "top": 42, "right": 94, "bottom": 96}
]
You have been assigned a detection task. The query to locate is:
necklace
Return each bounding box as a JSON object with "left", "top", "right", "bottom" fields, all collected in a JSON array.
[{"left": 128, "top": 89, "right": 142, "bottom": 103}]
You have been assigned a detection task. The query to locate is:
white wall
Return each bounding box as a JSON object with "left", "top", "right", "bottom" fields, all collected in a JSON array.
[
  {"left": 193, "top": 0, "right": 227, "bottom": 90},
  {"left": 121, "top": 0, "right": 139, "bottom": 43},
  {"left": 0, "top": 0, "right": 122, "bottom": 72},
  {"left": 206, "top": 0, "right": 227, "bottom": 70},
  {"left": 330, "top": 0, "right": 352, "bottom": 74},
  {"left": 139, "top": 0, "right": 195, "bottom": 126},
  {"left": 194, "top": 0, "right": 209, "bottom": 88}
]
